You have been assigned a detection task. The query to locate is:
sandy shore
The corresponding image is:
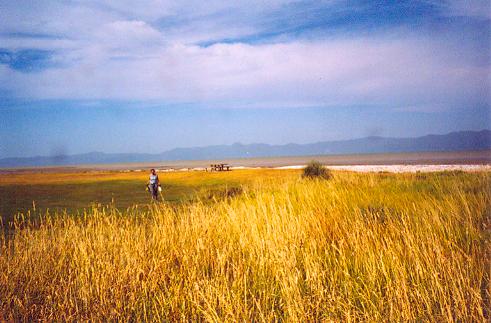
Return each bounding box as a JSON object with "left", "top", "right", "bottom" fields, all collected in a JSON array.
[
  {"left": 157, "top": 164, "right": 491, "bottom": 173},
  {"left": 273, "top": 164, "right": 491, "bottom": 173},
  {"left": 2, "top": 150, "right": 489, "bottom": 174}
]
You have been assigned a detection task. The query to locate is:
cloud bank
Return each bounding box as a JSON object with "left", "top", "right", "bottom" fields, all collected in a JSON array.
[{"left": 0, "top": 0, "right": 489, "bottom": 111}]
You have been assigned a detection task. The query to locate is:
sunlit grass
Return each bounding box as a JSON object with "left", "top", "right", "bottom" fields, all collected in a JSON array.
[{"left": 0, "top": 170, "right": 489, "bottom": 321}]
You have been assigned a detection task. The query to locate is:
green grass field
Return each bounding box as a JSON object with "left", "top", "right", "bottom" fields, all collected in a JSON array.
[
  {"left": 0, "top": 169, "right": 291, "bottom": 222},
  {"left": 0, "top": 169, "right": 490, "bottom": 321}
]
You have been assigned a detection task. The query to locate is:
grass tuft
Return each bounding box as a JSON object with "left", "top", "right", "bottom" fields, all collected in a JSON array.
[{"left": 302, "top": 160, "right": 332, "bottom": 180}]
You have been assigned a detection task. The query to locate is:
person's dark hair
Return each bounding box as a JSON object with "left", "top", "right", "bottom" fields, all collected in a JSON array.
[{"left": 150, "top": 168, "right": 155, "bottom": 172}]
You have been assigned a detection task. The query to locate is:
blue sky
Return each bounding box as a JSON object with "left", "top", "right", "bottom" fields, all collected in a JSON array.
[{"left": 0, "top": 0, "right": 490, "bottom": 158}]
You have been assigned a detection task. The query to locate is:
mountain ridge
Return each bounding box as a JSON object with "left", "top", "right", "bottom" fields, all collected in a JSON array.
[{"left": 1, "top": 130, "right": 490, "bottom": 167}]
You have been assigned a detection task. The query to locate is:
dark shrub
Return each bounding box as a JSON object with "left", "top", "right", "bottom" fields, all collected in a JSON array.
[
  {"left": 203, "top": 186, "right": 244, "bottom": 201},
  {"left": 302, "top": 160, "right": 332, "bottom": 180}
]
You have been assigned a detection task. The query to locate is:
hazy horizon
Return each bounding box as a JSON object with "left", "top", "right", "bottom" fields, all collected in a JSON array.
[
  {"left": 0, "top": 129, "right": 489, "bottom": 164},
  {"left": 1, "top": 1, "right": 490, "bottom": 158}
]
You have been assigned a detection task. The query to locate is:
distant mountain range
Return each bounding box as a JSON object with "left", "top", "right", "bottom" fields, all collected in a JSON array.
[{"left": 1, "top": 130, "right": 490, "bottom": 167}]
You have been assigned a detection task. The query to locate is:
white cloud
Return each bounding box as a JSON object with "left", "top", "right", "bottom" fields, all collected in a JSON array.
[
  {"left": 0, "top": 0, "right": 488, "bottom": 111},
  {"left": 1, "top": 34, "right": 488, "bottom": 111}
]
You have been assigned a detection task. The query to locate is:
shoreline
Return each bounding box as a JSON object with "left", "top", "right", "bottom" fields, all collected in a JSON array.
[
  {"left": 1, "top": 150, "right": 490, "bottom": 173},
  {"left": 271, "top": 164, "right": 491, "bottom": 173}
]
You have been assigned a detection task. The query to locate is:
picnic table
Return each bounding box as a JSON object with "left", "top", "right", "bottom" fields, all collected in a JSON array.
[{"left": 209, "top": 163, "right": 231, "bottom": 171}]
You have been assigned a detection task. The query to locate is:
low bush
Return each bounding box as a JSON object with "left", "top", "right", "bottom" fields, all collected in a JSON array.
[{"left": 302, "top": 160, "right": 332, "bottom": 180}]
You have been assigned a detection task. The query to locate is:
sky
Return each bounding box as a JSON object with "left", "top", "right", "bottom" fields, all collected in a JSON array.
[{"left": 0, "top": 0, "right": 490, "bottom": 158}]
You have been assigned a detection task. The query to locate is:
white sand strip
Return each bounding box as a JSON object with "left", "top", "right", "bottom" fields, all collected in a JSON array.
[
  {"left": 135, "top": 164, "right": 490, "bottom": 173},
  {"left": 274, "top": 164, "right": 491, "bottom": 173}
]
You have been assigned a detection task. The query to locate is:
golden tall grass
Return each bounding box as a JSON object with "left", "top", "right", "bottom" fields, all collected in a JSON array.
[{"left": 1, "top": 171, "right": 489, "bottom": 321}]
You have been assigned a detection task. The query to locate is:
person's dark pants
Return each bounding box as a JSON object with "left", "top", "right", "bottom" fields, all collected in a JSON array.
[{"left": 149, "top": 183, "right": 158, "bottom": 200}]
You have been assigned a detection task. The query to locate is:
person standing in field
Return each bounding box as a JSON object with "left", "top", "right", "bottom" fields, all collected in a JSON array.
[{"left": 148, "top": 168, "right": 160, "bottom": 201}]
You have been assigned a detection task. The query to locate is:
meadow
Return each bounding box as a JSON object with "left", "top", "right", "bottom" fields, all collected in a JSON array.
[
  {"left": 0, "top": 168, "right": 489, "bottom": 321},
  {"left": 0, "top": 169, "right": 285, "bottom": 221}
]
